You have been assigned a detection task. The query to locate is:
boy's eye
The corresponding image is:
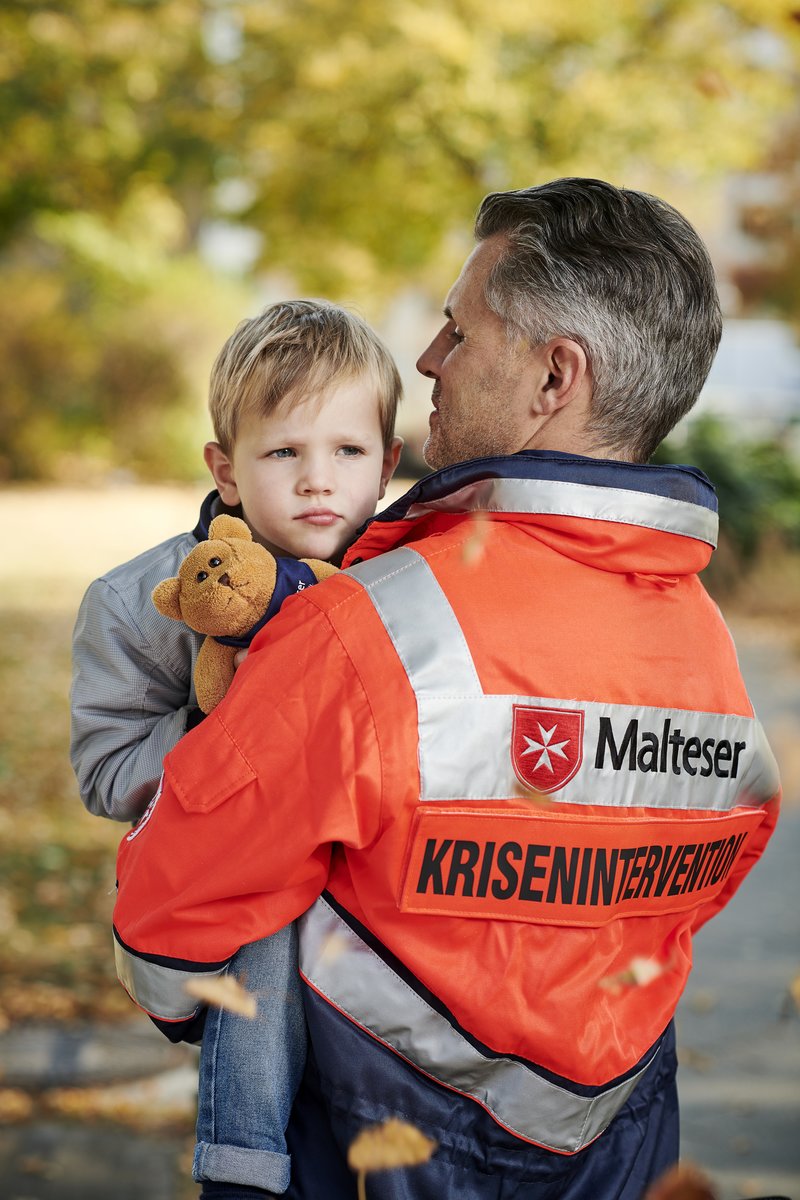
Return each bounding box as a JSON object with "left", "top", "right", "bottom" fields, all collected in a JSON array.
[
  {"left": 338, "top": 445, "right": 364, "bottom": 457},
  {"left": 268, "top": 447, "right": 296, "bottom": 459}
]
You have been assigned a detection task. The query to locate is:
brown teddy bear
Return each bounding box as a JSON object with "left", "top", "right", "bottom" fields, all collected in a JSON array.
[{"left": 152, "top": 514, "right": 338, "bottom": 713}]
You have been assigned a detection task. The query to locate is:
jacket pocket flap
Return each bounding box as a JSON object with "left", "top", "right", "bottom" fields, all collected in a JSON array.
[{"left": 167, "top": 713, "right": 257, "bottom": 814}]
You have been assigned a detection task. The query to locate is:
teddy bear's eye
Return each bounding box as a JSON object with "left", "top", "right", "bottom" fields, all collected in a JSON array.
[
  {"left": 197, "top": 571, "right": 208, "bottom": 582},
  {"left": 209, "top": 557, "right": 222, "bottom": 567}
]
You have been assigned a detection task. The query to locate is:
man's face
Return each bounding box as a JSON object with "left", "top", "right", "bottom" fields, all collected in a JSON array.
[{"left": 416, "top": 236, "right": 544, "bottom": 470}]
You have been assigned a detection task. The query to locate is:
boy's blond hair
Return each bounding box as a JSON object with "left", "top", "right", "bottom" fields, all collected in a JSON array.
[{"left": 209, "top": 300, "right": 402, "bottom": 453}]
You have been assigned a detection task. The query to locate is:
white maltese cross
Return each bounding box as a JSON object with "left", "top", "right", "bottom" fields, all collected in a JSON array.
[{"left": 520, "top": 723, "right": 570, "bottom": 773}]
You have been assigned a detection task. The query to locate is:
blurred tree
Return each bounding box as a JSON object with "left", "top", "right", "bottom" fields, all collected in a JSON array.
[
  {"left": 653, "top": 415, "right": 800, "bottom": 566},
  {"left": 0, "top": 193, "right": 249, "bottom": 481},
  {"left": 2, "top": 0, "right": 799, "bottom": 478},
  {"left": 2, "top": 0, "right": 798, "bottom": 290},
  {"left": 729, "top": 106, "right": 800, "bottom": 328},
  {"left": 0, "top": 0, "right": 225, "bottom": 249},
  {"left": 227, "top": 0, "right": 800, "bottom": 292}
]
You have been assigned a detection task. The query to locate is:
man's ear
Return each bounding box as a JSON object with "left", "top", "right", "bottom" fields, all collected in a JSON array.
[
  {"left": 378, "top": 436, "right": 404, "bottom": 501},
  {"left": 204, "top": 442, "right": 240, "bottom": 507},
  {"left": 531, "top": 338, "right": 589, "bottom": 417}
]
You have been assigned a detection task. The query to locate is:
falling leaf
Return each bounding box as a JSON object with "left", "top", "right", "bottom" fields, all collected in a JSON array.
[
  {"left": 348, "top": 1117, "right": 437, "bottom": 1172},
  {"left": 599, "top": 953, "right": 671, "bottom": 994},
  {"left": 694, "top": 70, "right": 730, "bottom": 99},
  {"left": 185, "top": 974, "right": 258, "bottom": 1018},
  {"left": 320, "top": 930, "right": 349, "bottom": 965},
  {"left": 511, "top": 776, "right": 551, "bottom": 807},
  {"left": 643, "top": 1161, "right": 718, "bottom": 1200},
  {"left": 461, "top": 510, "right": 490, "bottom": 565}
]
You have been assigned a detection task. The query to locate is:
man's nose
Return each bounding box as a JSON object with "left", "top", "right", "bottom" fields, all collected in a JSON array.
[{"left": 416, "top": 329, "right": 447, "bottom": 379}]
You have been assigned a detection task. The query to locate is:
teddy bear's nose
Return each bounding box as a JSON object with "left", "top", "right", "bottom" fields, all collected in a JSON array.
[{"left": 218, "top": 572, "right": 232, "bottom": 587}]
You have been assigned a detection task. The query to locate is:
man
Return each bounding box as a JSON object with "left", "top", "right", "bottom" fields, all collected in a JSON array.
[{"left": 113, "top": 178, "right": 781, "bottom": 1200}]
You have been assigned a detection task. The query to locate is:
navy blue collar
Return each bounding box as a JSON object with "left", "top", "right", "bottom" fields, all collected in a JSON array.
[
  {"left": 369, "top": 450, "right": 716, "bottom": 530},
  {"left": 193, "top": 491, "right": 243, "bottom": 542}
]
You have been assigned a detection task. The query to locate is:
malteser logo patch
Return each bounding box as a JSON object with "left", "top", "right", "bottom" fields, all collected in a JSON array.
[{"left": 512, "top": 705, "right": 584, "bottom": 794}]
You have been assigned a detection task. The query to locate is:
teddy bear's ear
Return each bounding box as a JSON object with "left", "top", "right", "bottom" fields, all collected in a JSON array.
[
  {"left": 208, "top": 515, "right": 252, "bottom": 542},
  {"left": 152, "top": 577, "right": 184, "bottom": 620}
]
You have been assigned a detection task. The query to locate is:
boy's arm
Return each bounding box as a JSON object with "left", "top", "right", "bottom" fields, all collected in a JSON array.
[
  {"left": 71, "top": 575, "right": 203, "bottom": 823},
  {"left": 112, "top": 593, "right": 383, "bottom": 1036}
]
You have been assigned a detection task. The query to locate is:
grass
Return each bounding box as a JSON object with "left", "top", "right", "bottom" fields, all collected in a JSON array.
[{"left": 0, "top": 484, "right": 208, "bottom": 1026}]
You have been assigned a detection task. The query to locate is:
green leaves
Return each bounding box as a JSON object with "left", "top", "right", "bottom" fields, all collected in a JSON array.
[{"left": 4, "top": 0, "right": 799, "bottom": 291}]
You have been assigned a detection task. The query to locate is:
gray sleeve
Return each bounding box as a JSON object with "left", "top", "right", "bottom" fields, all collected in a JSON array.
[{"left": 70, "top": 575, "right": 201, "bottom": 823}]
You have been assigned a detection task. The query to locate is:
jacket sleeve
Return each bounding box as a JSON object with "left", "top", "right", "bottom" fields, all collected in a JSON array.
[
  {"left": 112, "top": 593, "right": 383, "bottom": 1030},
  {"left": 70, "top": 576, "right": 202, "bottom": 823},
  {"left": 690, "top": 790, "right": 780, "bottom": 934}
]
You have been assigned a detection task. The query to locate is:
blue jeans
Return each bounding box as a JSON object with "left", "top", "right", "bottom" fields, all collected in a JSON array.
[{"left": 193, "top": 925, "right": 307, "bottom": 1193}]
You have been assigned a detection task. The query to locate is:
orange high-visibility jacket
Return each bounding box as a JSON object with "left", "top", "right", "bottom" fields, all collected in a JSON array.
[{"left": 114, "top": 451, "right": 779, "bottom": 1156}]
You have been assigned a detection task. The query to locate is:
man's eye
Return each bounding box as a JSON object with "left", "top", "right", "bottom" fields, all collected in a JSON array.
[
  {"left": 197, "top": 571, "right": 208, "bottom": 582},
  {"left": 209, "top": 557, "right": 221, "bottom": 567},
  {"left": 451, "top": 325, "right": 464, "bottom": 341}
]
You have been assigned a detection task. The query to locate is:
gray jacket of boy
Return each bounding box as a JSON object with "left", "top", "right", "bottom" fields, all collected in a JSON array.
[{"left": 70, "top": 492, "right": 225, "bottom": 822}]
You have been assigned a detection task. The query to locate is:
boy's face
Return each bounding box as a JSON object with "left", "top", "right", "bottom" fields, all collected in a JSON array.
[{"left": 205, "top": 374, "right": 402, "bottom": 565}]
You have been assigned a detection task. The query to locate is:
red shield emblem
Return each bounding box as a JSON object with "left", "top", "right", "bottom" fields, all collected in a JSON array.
[{"left": 512, "top": 705, "right": 584, "bottom": 794}]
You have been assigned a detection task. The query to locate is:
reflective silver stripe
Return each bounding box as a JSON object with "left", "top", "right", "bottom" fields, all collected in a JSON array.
[
  {"left": 298, "top": 896, "right": 659, "bottom": 1153},
  {"left": 402, "top": 477, "right": 718, "bottom": 547},
  {"left": 114, "top": 937, "right": 222, "bottom": 1021},
  {"left": 347, "top": 548, "right": 481, "bottom": 694},
  {"left": 347, "top": 551, "right": 779, "bottom": 808},
  {"left": 415, "top": 695, "right": 778, "bottom": 806}
]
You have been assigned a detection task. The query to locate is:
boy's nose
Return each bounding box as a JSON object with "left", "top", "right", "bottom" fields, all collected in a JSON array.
[{"left": 297, "top": 460, "right": 334, "bottom": 494}]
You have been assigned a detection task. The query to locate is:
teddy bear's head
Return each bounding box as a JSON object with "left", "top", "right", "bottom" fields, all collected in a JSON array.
[{"left": 152, "top": 514, "right": 277, "bottom": 638}]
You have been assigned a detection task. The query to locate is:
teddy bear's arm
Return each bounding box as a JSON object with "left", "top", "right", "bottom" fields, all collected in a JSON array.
[{"left": 194, "top": 638, "right": 238, "bottom": 714}]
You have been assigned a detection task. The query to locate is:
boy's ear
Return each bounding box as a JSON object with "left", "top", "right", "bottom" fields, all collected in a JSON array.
[
  {"left": 378, "top": 437, "right": 404, "bottom": 500},
  {"left": 204, "top": 442, "right": 240, "bottom": 507}
]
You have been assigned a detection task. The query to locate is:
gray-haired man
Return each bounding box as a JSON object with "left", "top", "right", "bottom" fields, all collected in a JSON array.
[{"left": 113, "top": 178, "right": 780, "bottom": 1200}]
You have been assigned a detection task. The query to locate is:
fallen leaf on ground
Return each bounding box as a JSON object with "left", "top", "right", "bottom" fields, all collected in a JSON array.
[
  {"left": 0, "top": 1087, "right": 35, "bottom": 1122},
  {"left": 788, "top": 969, "right": 800, "bottom": 1013},
  {"left": 185, "top": 974, "right": 257, "bottom": 1018}
]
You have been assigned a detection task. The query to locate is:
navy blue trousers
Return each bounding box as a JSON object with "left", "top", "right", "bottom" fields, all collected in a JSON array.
[{"left": 286, "top": 994, "right": 679, "bottom": 1200}]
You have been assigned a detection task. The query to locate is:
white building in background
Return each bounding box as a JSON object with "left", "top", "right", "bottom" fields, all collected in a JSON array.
[{"left": 691, "top": 318, "right": 800, "bottom": 437}]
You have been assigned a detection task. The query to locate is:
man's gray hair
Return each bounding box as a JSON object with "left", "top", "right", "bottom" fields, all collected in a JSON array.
[{"left": 474, "top": 178, "right": 722, "bottom": 462}]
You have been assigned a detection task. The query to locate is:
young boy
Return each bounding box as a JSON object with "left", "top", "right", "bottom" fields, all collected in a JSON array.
[{"left": 70, "top": 299, "right": 403, "bottom": 1199}]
